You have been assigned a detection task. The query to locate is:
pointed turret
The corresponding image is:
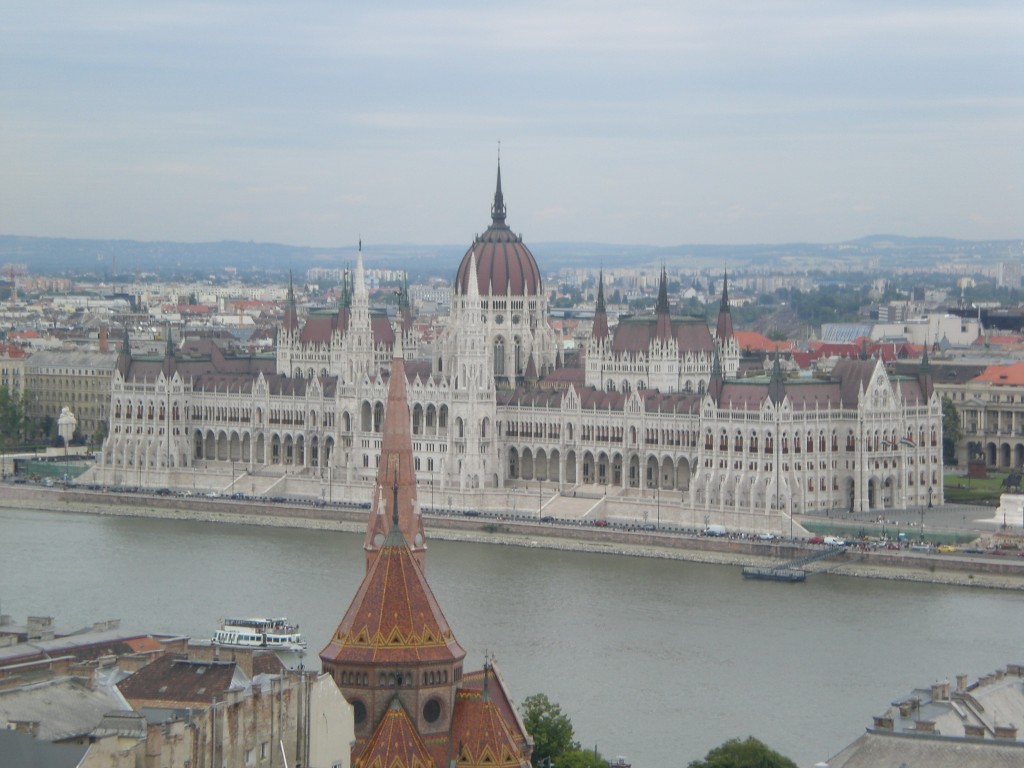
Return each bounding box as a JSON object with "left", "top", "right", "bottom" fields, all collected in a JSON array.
[
  {"left": 363, "top": 341, "right": 427, "bottom": 572},
  {"left": 708, "top": 349, "right": 724, "bottom": 402},
  {"left": 592, "top": 271, "right": 609, "bottom": 341},
  {"left": 491, "top": 158, "right": 507, "bottom": 228},
  {"left": 117, "top": 325, "right": 132, "bottom": 376},
  {"left": 715, "top": 271, "right": 734, "bottom": 341},
  {"left": 768, "top": 347, "right": 786, "bottom": 405},
  {"left": 354, "top": 243, "right": 369, "bottom": 305},
  {"left": 283, "top": 270, "right": 299, "bottom": 332},
  {"left": 655, "top": 267, "right": 672, "bottom": 341},
  {"left": 918, "top": 344, "right": 934, "bottom": 400},
  {"left": 465, "top": 248, "right": 481, "bottom": 303}
]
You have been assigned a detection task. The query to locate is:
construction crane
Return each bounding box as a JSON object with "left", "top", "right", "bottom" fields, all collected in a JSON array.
[{"left": 1, "top": 264, "right": 27, "bottom": 306}]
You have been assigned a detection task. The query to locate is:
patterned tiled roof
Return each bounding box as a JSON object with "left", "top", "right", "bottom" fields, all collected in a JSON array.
[
  {"left": 363, "top": 353, "right": 427, "bottom": 571},
  {"left": 356, "top": 699, "right": 436, "bottom": 768},
  {"left": 320, "top": 528, "right": 465, "bottom": 666},
  {"left": 449, "top": 686, "right": 530, "bottom": 767}
]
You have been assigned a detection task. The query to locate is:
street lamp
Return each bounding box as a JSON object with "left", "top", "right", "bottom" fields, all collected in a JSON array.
[{"left": 656, "top": 483, "right": 660, "bottom": 530}]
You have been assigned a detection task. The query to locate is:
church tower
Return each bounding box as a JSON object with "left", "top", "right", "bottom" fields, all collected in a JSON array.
[
  {"left": 320, "top": 338, "right": 531, "bottom": 767},
  {"left": 363, "top": 336, "right": 427, "bottom": 571},
  {"left": 321, "top": 342, "right": 466, "bottom": 751}
]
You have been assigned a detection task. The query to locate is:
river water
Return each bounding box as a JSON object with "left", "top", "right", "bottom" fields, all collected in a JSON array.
[{"left": 2, "top": 507, "right": 1023, "bottom": 767}]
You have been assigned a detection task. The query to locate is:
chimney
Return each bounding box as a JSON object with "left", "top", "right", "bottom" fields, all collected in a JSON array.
[
  {"left": 873, "top": 716, "right": 894, "bottom": 730},
  {"left": 964, "top": 723, "right": 985, "bottom": 738},
  {"left": 995, "top": 725, "right": 1018, "bottom": 740},
  {"left": 914, "top": 720, "right": 936, "bottom": 733},
  {"left": 956, "top": 673, "right": 968, "bottom": 692},
  {"left": 99, "top": 324, "right": 108, "bottom": 353}
]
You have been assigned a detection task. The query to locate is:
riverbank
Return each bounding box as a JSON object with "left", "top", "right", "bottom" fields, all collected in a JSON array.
[{"left": 7, "top": 485, "right": 1024, "bottom": 592}]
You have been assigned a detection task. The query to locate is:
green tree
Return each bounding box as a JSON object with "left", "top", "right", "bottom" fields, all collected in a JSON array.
[
  {"left": 0, "top": 385, "right": 22, "bottom": 447},
  {"left": 520, "top": 694, "right": 575, "bottom": 768},
  {"left": 687, "top": 737, "right": 798, "bottom": 768},
  {"left": 941, "top": 395, "right": 962, "bottom": 465},
  {"left": 558, "top": 747, "right": 609, "bottom": 768}
]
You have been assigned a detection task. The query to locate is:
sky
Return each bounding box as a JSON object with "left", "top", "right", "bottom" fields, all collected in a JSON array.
[{"left": 2, "top": 1, "right": 1022, "bottom": 248}]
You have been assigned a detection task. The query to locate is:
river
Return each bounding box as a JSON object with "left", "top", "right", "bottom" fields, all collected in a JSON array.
[{"left": 2, "top": 506, "right": 1022, "bottom": 766}]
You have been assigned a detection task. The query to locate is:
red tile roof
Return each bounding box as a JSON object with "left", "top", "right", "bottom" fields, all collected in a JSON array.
[
  {"left": 449, "top": 685, "right": 530, "bottom": 767},
  {"left": 320, "top": 532, "right": 466, "bottom": 666},
  {"left": 356, "top": 699, "right": 435, "bottom": 768},
  {"left": 972, "top": 361, "right": 1024, "bottom": 386}
]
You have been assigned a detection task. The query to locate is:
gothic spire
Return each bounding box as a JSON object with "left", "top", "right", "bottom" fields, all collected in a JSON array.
[
  {"left": 716, "top": 270, "right": 734, "bottom": 341},
  {"left": 656, "top": 267, "right": 669, "bottom": 315},
  {"left": 655, "top": 266, "right": 672, "bottom": 341},
  {"left": 362, "top": 345, "right": 426, "bottom": 572},
  {"left": 592, "top": 271, "right": 609, "bottom": 340},
  {"left": 283, "top": 270, "right": 299, "bottom": 332},
  {"left": 490, "top": 156, "right": 507, "bottom": 228}
]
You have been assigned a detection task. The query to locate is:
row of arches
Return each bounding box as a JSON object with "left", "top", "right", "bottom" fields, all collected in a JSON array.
[
  {"left": 191, "top": 429, "right": 335, "bottom": 468},
  {"left": 507, "top": 447, "right": 692, "bottom": 490}
]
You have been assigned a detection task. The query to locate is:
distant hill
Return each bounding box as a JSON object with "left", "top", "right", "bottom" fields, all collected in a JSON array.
[{"left": 0, "top": 234, "right": 1019, "bottom": 282}]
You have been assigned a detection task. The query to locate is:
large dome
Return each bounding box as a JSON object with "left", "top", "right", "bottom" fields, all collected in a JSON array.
[{"left": 454, "top": 164, "right": 542, "bottom": 297}]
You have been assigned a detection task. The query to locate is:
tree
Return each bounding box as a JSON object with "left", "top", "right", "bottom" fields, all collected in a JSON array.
[
  {"left": 520, "top": 694, "right": 575, "bottom": 768},
  {"left": 0, "top": 385, "right": 22, "bottom": 447},
  {"left": 941, "top": 395, "right": 962, "bottom": 465},
  {"left": 687, "top": 737, "right": 797, "bottom": 768},
  {"left": 558, "top": 747, "right": 609, "bottom": 768}
]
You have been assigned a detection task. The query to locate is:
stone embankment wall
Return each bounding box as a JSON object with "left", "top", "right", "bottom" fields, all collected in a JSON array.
[{"left": 5, "top": 485, "right": 1024, "bottom": 588}]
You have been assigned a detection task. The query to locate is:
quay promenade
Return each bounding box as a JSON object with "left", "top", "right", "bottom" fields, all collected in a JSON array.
[{"left": 5, "top": 483, "right": 1024, "bottom": 591}]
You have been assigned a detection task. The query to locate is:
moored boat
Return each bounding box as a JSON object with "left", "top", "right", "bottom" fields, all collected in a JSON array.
[{"left": 212, "top": 617, "right": 307, "bottom": 651}]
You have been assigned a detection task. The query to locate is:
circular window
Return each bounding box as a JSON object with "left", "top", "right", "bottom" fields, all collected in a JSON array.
[
  {"left": 373, "top": 533, "right": 385, "bottom": 547},
  {"left": 512, "top": 314, "right": 521, "bottom": 325},
  {"left": 352, "top": 700, "right": 367, "bottom": 725},
  {"left": 495, "top": 314, "right": 504, "bottom": 324},
  {"left": 423, "top": 698, "right": 442, "bottom": 723},
  {"left": 414, "top": 533, "right": 423, "bottom": 546}
]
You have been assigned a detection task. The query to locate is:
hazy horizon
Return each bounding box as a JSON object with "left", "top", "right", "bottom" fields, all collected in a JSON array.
[{"left": 3, "top": 2, "right": 1021, "bottom": 247}]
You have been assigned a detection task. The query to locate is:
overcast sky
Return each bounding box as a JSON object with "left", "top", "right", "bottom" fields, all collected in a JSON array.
[{"left": 2, "top": 1, "right": 1022, "bottom": 248}]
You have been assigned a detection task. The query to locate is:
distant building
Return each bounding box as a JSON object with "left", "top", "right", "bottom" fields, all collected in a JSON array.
[
  {"left": 95, "top": 163, "right": 943, "bottom": 530},
  {"left": 824, "top": 665, "right": 1024, "bottom": 767},
  {"left": 0, "top": 613, "right": 353, "bottom": 768},
  {"left": 0, "top": 343, "right": 27, "bottom": 399},
  {"left": 24, "top": 350, "right": 118, "bottom": 443}
]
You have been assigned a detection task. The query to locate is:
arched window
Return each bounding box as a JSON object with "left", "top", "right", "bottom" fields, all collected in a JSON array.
[{"left": 494, "top": 337, "right": 505, "bottom": 376}]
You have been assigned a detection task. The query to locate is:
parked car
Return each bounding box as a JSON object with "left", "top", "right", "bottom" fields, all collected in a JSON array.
[
  {"left": 807, "top": 536, "right": 825, "bottom": 544},
  {"left": 936, "top": 544, "right": 957, "bottom": 553}
]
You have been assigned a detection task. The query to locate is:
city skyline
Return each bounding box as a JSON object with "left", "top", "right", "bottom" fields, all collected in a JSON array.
[{"left": 2, "top": 1, "right": 1022, "bottom": 248}]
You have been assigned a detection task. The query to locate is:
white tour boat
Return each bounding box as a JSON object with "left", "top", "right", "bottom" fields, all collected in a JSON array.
[{"left": 212, "top": 617, "right": 307, "bottom": 652}]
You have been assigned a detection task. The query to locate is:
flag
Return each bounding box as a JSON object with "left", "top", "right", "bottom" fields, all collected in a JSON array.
[{"left": 900, "top": 437, "right": 916, "bottom": 448}]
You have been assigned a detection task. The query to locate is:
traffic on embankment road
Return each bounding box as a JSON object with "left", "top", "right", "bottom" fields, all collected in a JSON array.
[{"left": 5, "top": 482, "right": 1024, "bottom": 591}]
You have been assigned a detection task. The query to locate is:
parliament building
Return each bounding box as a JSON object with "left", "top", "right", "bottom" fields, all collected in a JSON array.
[{"left": 97, "top": 164, "right": 944, "bottom": 531}]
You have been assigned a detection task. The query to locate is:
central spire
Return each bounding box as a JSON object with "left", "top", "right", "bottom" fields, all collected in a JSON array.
[
  {"left": 363, "top": 343, "right": 427, "bottom": 572},
  {"left": 491, "top": 156, "right": 507, "bottom": 227}
]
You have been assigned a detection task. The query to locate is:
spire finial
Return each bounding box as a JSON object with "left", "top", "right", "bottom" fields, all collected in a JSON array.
[
  {"left": 596, "top": 270, "right": 606, "bottom": 314},
  {"left": 491, "top": 153, "right": 506, "bottom": 227},
  {"left": 656, "top": 266, "right": 669, "bottom": 314}
]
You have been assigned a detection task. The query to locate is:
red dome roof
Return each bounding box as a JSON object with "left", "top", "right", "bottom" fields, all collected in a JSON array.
[{"left": 455, "top": 164, "right": 542, "bottom": 297}]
